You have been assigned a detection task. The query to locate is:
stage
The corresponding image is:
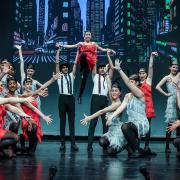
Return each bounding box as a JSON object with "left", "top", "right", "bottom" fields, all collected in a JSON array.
[{"left": 0, "top": 141, "right": 180, "bottom": 180}]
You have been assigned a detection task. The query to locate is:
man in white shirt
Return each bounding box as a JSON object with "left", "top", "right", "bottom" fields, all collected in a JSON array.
[
  {"left": 56, "top": 48, "right": 79, "bottom": 151},
  {"left": 87, "top": 51, "right": 114, "bottom": 152}
]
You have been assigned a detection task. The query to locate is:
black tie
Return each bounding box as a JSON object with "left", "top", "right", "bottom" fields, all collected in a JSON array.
[
  {"left": 98, "top": 74, "right": 101, "bottom": 94},
  {"left": 64, "top": 74, "right": 70, "bottom": 93}
]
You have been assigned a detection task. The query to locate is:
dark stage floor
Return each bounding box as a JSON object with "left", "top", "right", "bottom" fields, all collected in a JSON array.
[{"left": 0, "top": 141, "right": 180, "bottom": 180}]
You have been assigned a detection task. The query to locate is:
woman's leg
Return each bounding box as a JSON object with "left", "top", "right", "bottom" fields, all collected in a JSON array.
[
  {"left": 78, "top": 53, "right": 90, "bottom": 104},
  {"left": 165, "top": 123, "right": 172, "bottom": 153},
  {"left": 99, "top": 136, "right": 110, "bottom": 148},
  {"left": 144, "top": 118, "right": 151, "bottom": 149},
  {"left": 27, "top": 124, "right": 38, "bottom": 155},
  {"left": 121, "top": 122, "right": 139, "bottom": 151}
]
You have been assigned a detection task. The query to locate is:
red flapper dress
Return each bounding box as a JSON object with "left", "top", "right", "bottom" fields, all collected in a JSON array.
[
  {"left": 78, "top": 43, "right": 97, "bottom": 70},
  {"left": 21, "top": 101, "right": 42, "bottom": 143},
  {"left": 139, "top": 81, "right": 156, "bottom": 118}
]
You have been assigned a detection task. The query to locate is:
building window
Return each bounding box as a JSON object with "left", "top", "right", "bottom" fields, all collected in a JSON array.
[
  {"left": 63, "top": 12, "right": 68, "bottom": 18},
  {"left": 63, "top": 2, "right": 68, "bottom": 7}
]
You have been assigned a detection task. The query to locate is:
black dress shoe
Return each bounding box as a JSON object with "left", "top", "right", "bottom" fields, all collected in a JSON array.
[
  {"left": 59, "top": 144, "right": 66, "bottom": 151},
  {"left": 144, "top": 147, "right": 157, "bottom": 156},
  {"left": 77, "top": 96, "right": 82, "bottom": 104},
  {"left": 87, "top": 145, "right": 93, "bottom": 153},
  {"left": 71, "top": 144, "right": 79, "bottom": 151}
]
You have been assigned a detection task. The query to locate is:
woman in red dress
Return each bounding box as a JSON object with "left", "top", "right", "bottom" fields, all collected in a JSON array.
[
  {"left": 57, "top": 31, "right": 116, "bottom": 103},
  {"left": 138, "top": 51, "right": 158, "bottom": 153},
  {"left": 20, "top": 75, "right": 58, "bottom": 155}
]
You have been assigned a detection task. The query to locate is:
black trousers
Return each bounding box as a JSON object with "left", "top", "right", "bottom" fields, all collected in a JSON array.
[
  {"left": 58, "top": 94, "right": 75, "bottom": 144},
  {"left": 88, "top": 94, "right": 108, "bottom": 146}
]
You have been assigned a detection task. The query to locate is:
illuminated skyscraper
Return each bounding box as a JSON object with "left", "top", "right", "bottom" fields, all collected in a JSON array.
[{"left": 86, "top": 0, "right": 105, "bottom": 43}]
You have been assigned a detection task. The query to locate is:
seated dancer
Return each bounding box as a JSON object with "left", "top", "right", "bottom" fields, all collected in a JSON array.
[
  {"left": 138, "top": 51, "right": 158, "bottom": 154},
  {"left": 106, "top": 60, "right": 149, "bottom": 158},
  {"left": 56, "top": 48, "right": 79, "bottom": 151},
  {"left": 15, "top": 45, "right": 43, "bottom": 109},
  {"left": 57, "top": 31, "right": 115, "bottom": 103},
  {"left": 156, "top": 59, "right": 180, "bottom": 153},
  {"left": 81, "top": 78, "right": 127, "bottom": 155},
  {"left": 0, "top": 96, "right": 34, "bottom": 158}
]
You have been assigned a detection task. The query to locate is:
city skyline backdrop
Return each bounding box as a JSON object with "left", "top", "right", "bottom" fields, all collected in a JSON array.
[{"left": 39, "top": 0, "right": 110, "bottom": 33}]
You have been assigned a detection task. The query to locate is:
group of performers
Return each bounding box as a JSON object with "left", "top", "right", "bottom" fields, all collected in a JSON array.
[{"left": 0, "top": 31, "right": 180, "bottom": 160}]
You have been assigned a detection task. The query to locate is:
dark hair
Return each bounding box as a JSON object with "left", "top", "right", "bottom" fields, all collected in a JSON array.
[
  {"left": 9, "top": 62, "right": 16, "bottom": 71},
  {"left": 23, "top": 78, "right": 32, "bottom": 85},
  {"left": 138, "top": 68, "right": 146, "bottom": 73},
  {"left": 26, "top": 63, "right": 35, "bottom": 70},
  {"left": 60, "top": 62, "right": 70, "bottom": 71},
  {"left": 111, "top": 81, "right": 121, "bottom": 91},
  {"left": 129, "top": 74, "right": 139, "bottom": 82},
  {"left": 7, "top": 77, "right": 17, "bottom": 86},
  {"left": 97, "top": 63, "right": 106, "bottom": 70}
]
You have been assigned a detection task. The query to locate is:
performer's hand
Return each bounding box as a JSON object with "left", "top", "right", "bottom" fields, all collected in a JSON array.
[
  {"left": 166, "top": 93, "right": 173, "bottom": 97},
  {"left": 14, "top": 45, "right": 22, "bottom": 50},
  {"left": 80, "top": 114, "right": 90, "bottom": 126},
  {"left": 52, "top": 72, "right": 61, "bottom": 81},
  {"left": 25, "top": 96, "right": 35, "bottom": 104},
  {"left": 167, "top": 120, "right": 180, "bottom": 132},
  {"left": 151, "top": 51, "right": 158, "bottom": 57},
  {"left": 38, "top": 88, "right": 48, "bottom": 97},
  {"left": 114, "top": 59, "right": 122, "bottom": 71},
  {"left": 77, "top": 42, "right": 83, "bottom": 48},
  {"left": 106, "top": 116, "right": 113, "bottom": 126},
  {"left": 27, "top": 118, "right": 36, "bottom": 131},
  {"left": 44, "top": 115, "right": 53, "bottom": 125},
  {"left": 55, "top": 42, "right": 62, "bottom": 49}
]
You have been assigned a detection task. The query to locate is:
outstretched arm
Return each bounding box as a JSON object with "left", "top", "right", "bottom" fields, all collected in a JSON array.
[
  {"left": 156, "top": 76, "right": 171, "bottom": 96},
  {"left": 80, "top": 102, "right": 121, "bottom": 125},
  {"left": 0, "top": 96, "right": 34, "bottom": 105},
  {"left": 107, "top": 51, "right": 114, "bottom": 79},
  {"left": 147, "top": 51, "right": 158, "bottom": 85},
  {"left": 115, "top": 60, "right": 144, "bottom": 99},
  {"left": 15, "top": 45, "right": 26, "bottom": 87},
  {"left": 72, "top": 49, "right": 79, "bottom": 76},
  {"left": 5, "top": 104, "right": 30, "bottom": 118},
  {"left": 24, "top": 102, "right": 52, "bottom": 124},
  {"left": 55, "top": 48, "right": 60, "bottom": 73}
]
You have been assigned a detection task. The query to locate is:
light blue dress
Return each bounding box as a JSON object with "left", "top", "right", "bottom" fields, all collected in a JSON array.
[
  {"left": 103, "top": 112, "right": 127, "bottom": 151},
  {"left": 32, "top": 79, "right": 41, "bottom": 110},
  {"left": 126, "top": 96, "right": 149, "bottom": 137},
  {"left": 165, "top": 82, "right": 177, "bottom": 123}
]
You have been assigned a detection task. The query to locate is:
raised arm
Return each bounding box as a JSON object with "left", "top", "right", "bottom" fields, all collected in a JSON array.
[
  {"left": 115, "top": 60, "right": 144, "bottom": 99},
  {"left": 146, "top": 51, "right": 158, "bottom": 85},
  {"left": 80, "top": 102, "right": 121, "bottom": 126},
  {"left": 55, "top": 48, "right": 60, "bottom": 73},
  {"left": 156, "top": 76, "right": 171, "bottom": 96},
  {"left": 72, "top": 49, "right": 79, "bottom": 76},
  {"left": 15, "top": 45, "right": 26, "bottom": 87},
  {"left": 107, "top": 51, "right": 114, "bottom": 79},
  {"left": 106, "top": 94, "right": 129, "bottom": 126}
]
